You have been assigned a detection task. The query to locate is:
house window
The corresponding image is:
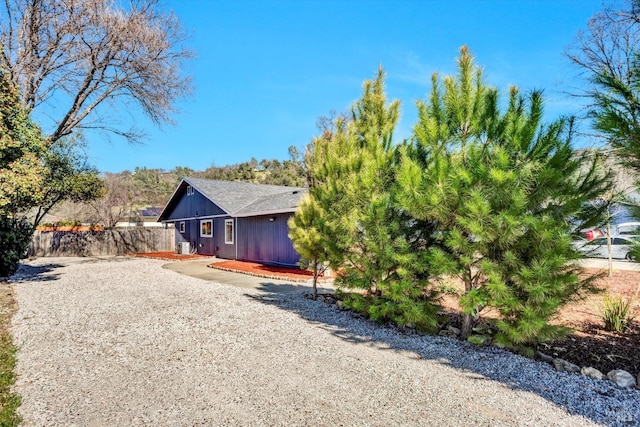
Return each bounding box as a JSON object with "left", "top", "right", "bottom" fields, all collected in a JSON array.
[
  {"left": 179, "top": 222, "right": 185, "bottom": 233},
  {"left": 186, "top": 185, "right": 194, "bottom": 196},
  {"left": 200, "top": 220, "right": 212, "bottom": 237},
  {"left": 225, "top": 219, "right": 234, "bottom": 244}
]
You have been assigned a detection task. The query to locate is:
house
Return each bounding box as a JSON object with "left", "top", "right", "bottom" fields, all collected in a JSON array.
[{"left": 157, "top": 177, "right": 307, "bottom": 267}]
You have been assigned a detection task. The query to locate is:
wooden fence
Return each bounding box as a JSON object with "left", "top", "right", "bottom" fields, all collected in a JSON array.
[{"left": 28, "top": 228, "right": 175, "bottom": 257}]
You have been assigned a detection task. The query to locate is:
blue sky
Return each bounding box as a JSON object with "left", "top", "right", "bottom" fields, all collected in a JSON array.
[{"left": 83, "top": 0, "right": 606, "bottom": 173}]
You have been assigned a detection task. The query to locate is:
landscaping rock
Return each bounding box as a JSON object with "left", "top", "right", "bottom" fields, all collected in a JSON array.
[
  {"left": 553, "top": 358, "right": 580, "bottom": 374},
  {"left": 606, "top": 370, "right": 637, "bottom": 388},
  {"left": 336, "top": 300, "right": 347, "bottom": 311},
  {"left": 581, "top": 366, "right": 604, "bottom": 381},
  {"left": 438, "top": 326, "right": 462, "bottom": 338},
  {"left": 536, "top": 351, "right": 554, "bottom": 364},
  {"left": 447, "top": 326, "right": 461, "bottom": 336}
]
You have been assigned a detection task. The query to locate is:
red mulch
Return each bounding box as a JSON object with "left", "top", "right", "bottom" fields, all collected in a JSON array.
[
  {"left": 210, "top": 260, "right": 328, "bottom": 281},
  {"left": 132, "top": 251, "right": 211, "bottom": 261}
]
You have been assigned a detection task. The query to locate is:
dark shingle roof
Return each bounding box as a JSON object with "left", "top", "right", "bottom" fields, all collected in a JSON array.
[{"left": 185, "top": 177, "right": 307, "bottom": 216}]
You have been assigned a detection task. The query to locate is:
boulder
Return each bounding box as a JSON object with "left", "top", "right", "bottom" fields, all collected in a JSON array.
[
  {"left": 447, "top": 326, "right": 461, "bottom": 336},
  {"left": 536, "top": 351, "right": 554, "bottom": 364},
  {"left": 553, "top": 358, "right": 580, "bottom": 374},
  {"left": 581, "top": 366, "right": 604, "bottom": 381},
  {"left": 607, "top": 370, "right": 637, "bottom": 388}
]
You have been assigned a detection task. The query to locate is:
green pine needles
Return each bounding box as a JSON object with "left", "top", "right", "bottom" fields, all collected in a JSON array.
[
  {"left": 291, "top": 46, "right": 611, "bottom": 349},
  {"left": 305, "top": 67, "right": 441, "bottom": 330}
]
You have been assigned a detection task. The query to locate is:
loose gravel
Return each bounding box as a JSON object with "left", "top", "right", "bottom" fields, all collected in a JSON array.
[{"left": 9, "top": 256, "right": 640, "bottom": 426}]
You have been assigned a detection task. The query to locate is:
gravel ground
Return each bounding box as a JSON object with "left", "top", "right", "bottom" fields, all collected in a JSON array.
[{"left": 9, "top": 257, "right": 640, "bottom": 426}]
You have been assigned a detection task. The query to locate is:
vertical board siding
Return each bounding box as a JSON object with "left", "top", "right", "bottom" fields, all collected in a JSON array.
[
  {"left": 174, "top": 220, "right": 217, "bottom": 255},
  {"left": 237, "top": 213, "right": 300, "bottom": 267},
  {"left": 29, "top": 228, "right": 175, "bottom": 257},
  {"left": 163, "top": 188, "right": 226, "bottom": 221},
  {"left": 213, "top": 217, "right": 235, "bottom": 259},
  {"left": 196, "top": 218, "right": 216, "bottom": 255}
]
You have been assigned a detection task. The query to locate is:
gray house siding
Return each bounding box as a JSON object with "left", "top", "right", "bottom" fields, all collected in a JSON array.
[
  {"left": 236, "top": 213, "right": 300, "bottom": 267},
  {"left": 174, "top": 220, "right": 190, "bottom": 248},
  {"left": 163, "top": 188, "right": 226, "bottom": 221},
  {"left": 173, "top": 218, "right": 218, "bottom": 255},
  {"left": 212, "top": 217, "right": 236, "bottom": 259}
]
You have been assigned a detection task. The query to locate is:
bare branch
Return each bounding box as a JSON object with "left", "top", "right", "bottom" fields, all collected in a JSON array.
[
  {"left": 1, "top": 0, "right": 193, "bottom": 144},
  {"left": 566, "top": 0, "right": 640, "bottom": 91}
]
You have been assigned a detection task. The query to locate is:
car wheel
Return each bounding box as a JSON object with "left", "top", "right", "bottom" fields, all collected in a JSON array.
[{"left": 626, "top": 252, "right": 634, "bottom": 261}]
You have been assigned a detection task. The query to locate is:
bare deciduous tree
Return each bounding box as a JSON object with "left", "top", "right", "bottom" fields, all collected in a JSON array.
[
  {"left": 88, "top": 172, "right": 132, "bottom": 227},
  {"left": 1, "top": 0, "right": 192, "bottom": 143},
  {"left": 566, "top": 0, "right": 639, "bottom": 105}
]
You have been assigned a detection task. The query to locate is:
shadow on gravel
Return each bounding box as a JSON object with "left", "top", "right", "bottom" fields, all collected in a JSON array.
[
  {"left": 10, "top": 263, "right": 64, "bottom": 283},
  {"left": 246, "top": 283, "right": 640, "bottom": 427}
]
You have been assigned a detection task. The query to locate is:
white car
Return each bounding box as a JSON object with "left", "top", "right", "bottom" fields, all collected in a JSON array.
[
  {"left": 616, "top": 222, "right": 640, "bottom": 235},
  {"left": 575, "top": 236, "right": 640, "bottom": 260}
]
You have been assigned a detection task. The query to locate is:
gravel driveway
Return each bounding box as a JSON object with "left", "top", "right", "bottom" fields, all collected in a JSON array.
[{"left": 10, "top": 257, "right": 640, "bottom": 426}]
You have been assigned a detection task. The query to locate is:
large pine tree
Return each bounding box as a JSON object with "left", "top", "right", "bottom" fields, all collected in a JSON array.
[{"left": 397, "top": 47, "right": 610, "bottom": 349}]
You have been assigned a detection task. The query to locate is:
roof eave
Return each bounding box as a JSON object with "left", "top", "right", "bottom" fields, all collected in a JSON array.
[
  {"left": 157, "top": 178, "right": 188, "bottom": 221},
  {"left": 234, "top": 207, "right": 298, "bottom": 218}
]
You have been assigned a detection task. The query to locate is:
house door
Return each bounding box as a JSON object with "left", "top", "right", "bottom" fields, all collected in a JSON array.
[{"left": 189, "top": 220, "right": 199, "bottom": 253}]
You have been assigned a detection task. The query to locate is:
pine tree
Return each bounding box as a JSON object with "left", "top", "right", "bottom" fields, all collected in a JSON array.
[
  {"left": 397, "top": 46, "right": 610, "bottom": 349},
  {"left": 288, "top": 195, "right": 329, "bottom": 300},
  {"left": 306, "top": 68, "right": 439, "bottom": 330}
]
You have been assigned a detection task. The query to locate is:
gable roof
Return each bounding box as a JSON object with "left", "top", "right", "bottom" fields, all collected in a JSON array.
[
  {"left": 234, "top": 188, "right": 306, "bottom": 217},
  {"left": 158, "top": 177, "right": 307, "bottom": 220}
]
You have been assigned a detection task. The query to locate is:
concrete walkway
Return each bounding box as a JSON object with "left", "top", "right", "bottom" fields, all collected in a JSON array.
[{"left": 162, "top": 258, "right": 335, "bottom": 294}]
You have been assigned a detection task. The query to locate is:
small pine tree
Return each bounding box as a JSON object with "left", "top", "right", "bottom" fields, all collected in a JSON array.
[{"left": 288, "top": 195, "right": 329, "bottom": 299}]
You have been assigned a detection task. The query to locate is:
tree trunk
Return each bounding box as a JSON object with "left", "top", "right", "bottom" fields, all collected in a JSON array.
[
  {"left": 461, "top": 313, "right": 473, "bottom": 339},
  {"left": 312, "top": 262, "right": 318, "bottom": 300},
  {"left": 607, "top": 221, "right": 613, "bottom": 277},
  {"left": 461, "top": 269, "right": 473, "bottom": 338}
]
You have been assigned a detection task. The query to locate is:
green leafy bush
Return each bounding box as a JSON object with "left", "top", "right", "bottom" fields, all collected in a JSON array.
[
  {"left": 0, "top": 218, "right": 33, "bottom": 278},
  {"left": 601, "top": 294, "right": 635, "bottom": 333}
]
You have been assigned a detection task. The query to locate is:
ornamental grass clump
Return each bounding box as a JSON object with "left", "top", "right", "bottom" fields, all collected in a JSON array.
[{"left": 601, "top": 293, "right": 636, "bottom": 333}]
